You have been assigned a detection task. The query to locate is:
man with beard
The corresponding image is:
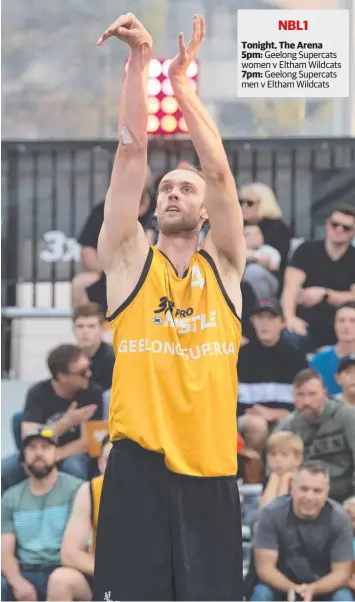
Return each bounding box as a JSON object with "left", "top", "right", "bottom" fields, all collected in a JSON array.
[
  {"left": 275, "top": 369, "right": 355, "bottom": 503},
  {"left": 93, "top": 11, "right": 245, "bottom": 602},
  {"left": 1, "top": 427, "right": 82, "bottom": 601}
]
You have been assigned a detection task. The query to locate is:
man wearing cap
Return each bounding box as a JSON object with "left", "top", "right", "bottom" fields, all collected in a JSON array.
[
  {"left": 336, "top": 354, "right": 355, "bottom": 407},
  {"left": 1, "top": 427, "right": 82, "bottom": 602},
  {"left": 238, "top": 298, "right": 308, "bottom": 455}
]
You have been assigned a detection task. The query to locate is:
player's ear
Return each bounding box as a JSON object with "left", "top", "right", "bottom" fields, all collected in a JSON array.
[{"left": 201, "top": 205, "right": 208, "bottom": 220}]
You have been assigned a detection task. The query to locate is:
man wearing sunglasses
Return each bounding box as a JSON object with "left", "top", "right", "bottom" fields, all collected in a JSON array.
[
  {"left": 282, "top": 206, "right": 355, "bottom": 352},
  {"left": 1, "top": 344, "right": 103, "bottom": 492}
]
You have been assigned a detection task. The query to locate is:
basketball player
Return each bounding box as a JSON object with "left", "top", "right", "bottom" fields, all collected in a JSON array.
[{"left": 93, "top": 12, "right": 246, "bottom": 602}]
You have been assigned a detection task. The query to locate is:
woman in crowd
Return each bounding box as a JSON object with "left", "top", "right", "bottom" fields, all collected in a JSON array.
[{"left": 239, "top": 182, "right": 291, "bottom": 290}]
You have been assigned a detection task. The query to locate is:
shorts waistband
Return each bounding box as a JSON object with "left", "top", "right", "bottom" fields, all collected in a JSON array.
[{"left": 113, "top": 438, "right": 166, "bottom": 465}]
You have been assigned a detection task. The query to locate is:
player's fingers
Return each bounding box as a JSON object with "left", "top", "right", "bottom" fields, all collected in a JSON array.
[
  {"left": 178, "top": 32, "right": 186, "bottom": 55},
  {"left": 188, "top": 14, "right": 200, "bottom": 53},
  {"left": 97, "top": 13, "right": 135, "bottom": 46},
  {"left": 200, "top": 15, "right": 206, "bottom": 40}
]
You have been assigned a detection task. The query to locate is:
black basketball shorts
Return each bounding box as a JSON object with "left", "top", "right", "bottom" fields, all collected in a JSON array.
[{"left": 93, "top": 438, "right": 243, "bottom": 601}]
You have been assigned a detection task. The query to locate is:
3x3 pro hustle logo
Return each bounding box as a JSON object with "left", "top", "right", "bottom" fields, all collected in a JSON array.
[
  {"left": 153, "top": 296, "right": 193, "bottom": 321},
  {"left": 152, "top": 296, "right": 216, "bottom": 334}
]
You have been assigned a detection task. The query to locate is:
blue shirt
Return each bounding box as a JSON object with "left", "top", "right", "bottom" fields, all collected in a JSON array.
[
  {"left": 310, "top": 347, "right": 341, "bottom": 395},
  {"left": 1, "top": 472, "right": 82, "bottom": 566}
]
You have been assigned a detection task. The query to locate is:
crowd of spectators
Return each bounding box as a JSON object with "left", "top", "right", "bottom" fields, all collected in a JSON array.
[{"left": 2, "top": 175, "right": 355, "bottom": 601}]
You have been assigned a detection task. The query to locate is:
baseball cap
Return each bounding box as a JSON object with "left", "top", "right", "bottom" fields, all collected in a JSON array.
[
  {"left": 251, "top": 298, "right": 283, "bottom": 317},
  {"left": 22, "top": 426, "right": 57, "bottom": 450},
  {"left": 337, "top": 354, "right": 355, "bottom": 374}
]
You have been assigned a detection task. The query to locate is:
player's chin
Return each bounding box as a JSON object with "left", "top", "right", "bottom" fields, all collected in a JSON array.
[{"left": 159, "top": 216, "right": 184, "bottom": 235}]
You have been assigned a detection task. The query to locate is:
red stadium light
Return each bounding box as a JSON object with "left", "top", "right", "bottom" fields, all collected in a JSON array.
[
  {"left": 125, "top": 58, "right": 199, "bottom": 135},
  {"left": 178, "top": 117, "right": 189, "bottom": 133},
  {"left": 148, "top": 97, "right": 160, "bottom": 114},
  {"left": 187, "top": 60, "right": 198, "bottom": 78},
  {"left": 162, "top": 59, "right": 172, "bottom": 77},
  {"left": 149, "top": 58, "right": 162, "bottom": 78},
  {"left": 160, "top": 96, "right": 179, "bottom": 115},
  {"left": 161, "top": 115, "right": 178, "bottom": 133},
  {"left": 147, "top": 114, "right": 160, "bottom": 133},
  {"left": 147, "top": 78, "right": 161, "bottom": 96}
]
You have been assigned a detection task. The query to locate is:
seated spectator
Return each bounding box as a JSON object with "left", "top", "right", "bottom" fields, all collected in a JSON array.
[
  {"left": 1, "top": 427, "right": 82, "bottom": 602},
  {"left": 251, "top": 461, "right": 353, "bottom": 602},
  {"left": 72, "top": 167, "right": 156, "bottom": 310},
  {"left": 336, "top": 354, "right": 355, "bottom": 406},
  {"left": 240, "top": 280, "right": 257, "bottom": 346},
  {"left": 1, "top": 344, "right": 103, "bottom": 492},
  {"left": 310, "top": 302, "right": 355, "bottom": 395},
  {"left": 47, "top": 436, "right": 112, "bottom": 601},
  {"left": 73, "top": 303, "right": 115, "bottom": 393},
  {"left": 282, "top": 206, "right": 355, "bottom": 352},
  {"left": 260, "top": 431, "right": 303, "bottom": 509},
  {"left": 239, "top": 182, "right": 291, "bottom": 289},
  {"left": 238, "top": 299, "right": 308, "bottom": 454},
  {"left": 343, "top": 497, "right": 355, "bottom": 595},
  {"left": 243, "top": 223, "right": 281, "bottom": 300},
  {"left": 276, "top": 369, "right": 355, "bottom": 503}
]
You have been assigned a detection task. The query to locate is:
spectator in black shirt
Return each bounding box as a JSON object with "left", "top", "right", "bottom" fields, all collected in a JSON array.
[
  {"left": 239, "top": 182, "right": 291, "bottom": 288},
  {"left": 238, "top": 299, "right": 308, "bottom": 454},
  {"left": 1, "top": 345, "right": 103, "bottom": 493},
  {"left": 72, "top": 168, "right": 156, "bottom": 310},
  {"left": 240, "top": 280, "right": 257, "bottom": 345},
  {"left": 282, "top": 206, "right": 355, "bottom": 352},
  {"left": 73, "top": 303, "right": 115, "bottom": 393}
]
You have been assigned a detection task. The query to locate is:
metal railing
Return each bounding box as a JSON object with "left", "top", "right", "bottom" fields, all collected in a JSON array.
[{"left": 2, "top": 137, "right": 355, "bottom": 374}]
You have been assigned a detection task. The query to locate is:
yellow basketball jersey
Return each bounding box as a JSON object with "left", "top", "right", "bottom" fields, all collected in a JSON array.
[
  {"left": 89, "top": 474, "right": 103, "bottom": 554},
  {"left": 108, "top": 246, "right": 242, "bottom": 477}
]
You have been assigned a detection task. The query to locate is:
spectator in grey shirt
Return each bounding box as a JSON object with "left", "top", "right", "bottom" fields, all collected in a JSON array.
[
  {"left": 251, "top": 461, "right": 353, "bottom": 601},
  {"left": 275, "top": 368, "right": 355, "bottom": 503}
]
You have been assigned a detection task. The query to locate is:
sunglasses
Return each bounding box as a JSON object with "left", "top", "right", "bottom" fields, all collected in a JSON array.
[
  {"left": 330, "top": 219, "right": 354, "bottom": 233},
  {"left": 239, "top": 198, "right": 257, "bottom": 207},
  {"left": 67, "top": 368, "right": 91, "bottom": 377}
]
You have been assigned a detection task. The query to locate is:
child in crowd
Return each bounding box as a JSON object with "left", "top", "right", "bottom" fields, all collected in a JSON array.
[
  {"left": 343, "top": 496, "right": 355, "bottom": 593},
  {"left": 259, "top": 431, "right": 303, "bottom": 509},
  {"left": 243, "top": 223, "right": 281, "bottom": 300}
]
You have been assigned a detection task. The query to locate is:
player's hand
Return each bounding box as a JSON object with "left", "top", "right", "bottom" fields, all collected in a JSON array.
[
  {"left": 97, "top": 13, "right": 152, "bottom": 49},
  {"left": 168, "top": 14, "right": 206, "bottom": 79},
  {"left": 12, "top": 577, "right": 37, "bottom": 601}
]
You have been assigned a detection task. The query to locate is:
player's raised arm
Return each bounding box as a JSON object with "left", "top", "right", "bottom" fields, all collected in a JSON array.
[
  {"left": 96, "top": 13, "right": 151, "bottom": 272},
  {"left": 169, "top": 15, "right": 245, "bottom": 277}
]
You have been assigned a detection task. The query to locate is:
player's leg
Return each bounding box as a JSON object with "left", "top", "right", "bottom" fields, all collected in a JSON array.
[
  {"left": 171, "top": 473, "right": 244, "bottom": 601},
  {"left": 93, "top": 439, "right": 174, "bottom": 601}
]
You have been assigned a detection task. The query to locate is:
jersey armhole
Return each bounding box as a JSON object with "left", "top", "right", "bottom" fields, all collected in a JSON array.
[
  {"left": 108, "top": 246, "right": 154, "bottom": 323},
  {"left": 198, "top": 249, "right": 241, "bottom": 323}
]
